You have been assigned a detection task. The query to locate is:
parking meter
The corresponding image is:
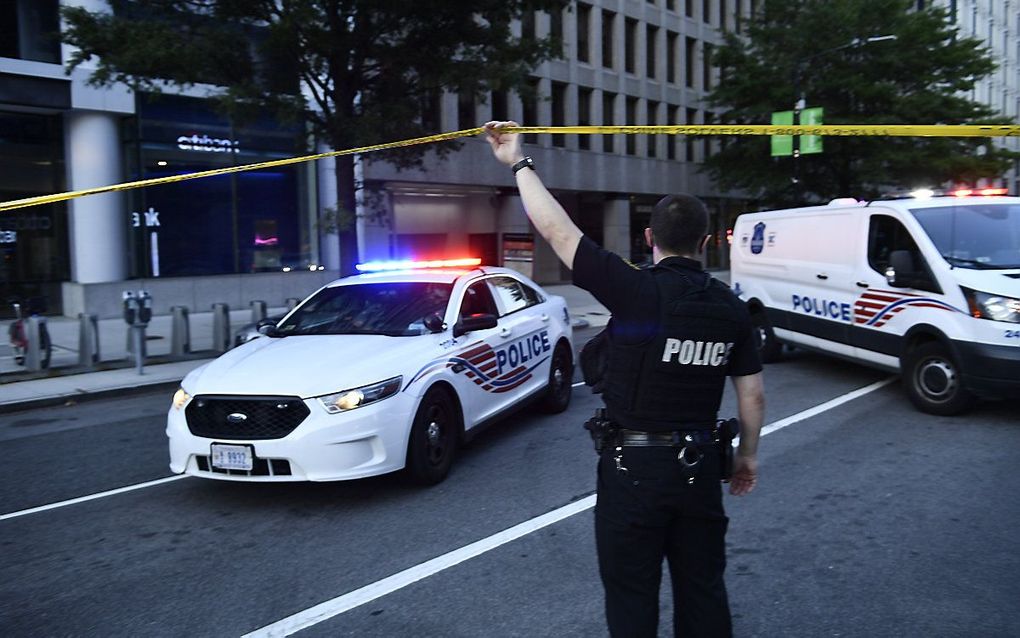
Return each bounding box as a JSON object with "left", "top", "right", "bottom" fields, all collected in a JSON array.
[
  {"left": 137, "top": 290, "right": 153, "bottom": 325},
  {"left": 122, "top": 291, "right": 138, "bottom": 325}
]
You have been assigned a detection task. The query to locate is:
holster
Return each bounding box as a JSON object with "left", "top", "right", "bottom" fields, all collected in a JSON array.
[
  {"left": 717, "top": 418, "right": 740, "bottom": 481},
  {"left": 583, "top": 408, "right": 616, "bottom": 454}
]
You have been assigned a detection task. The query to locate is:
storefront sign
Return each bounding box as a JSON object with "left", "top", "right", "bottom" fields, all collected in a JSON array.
[{"left": 176, "top": 133, "right": 240, "bottom": 153}]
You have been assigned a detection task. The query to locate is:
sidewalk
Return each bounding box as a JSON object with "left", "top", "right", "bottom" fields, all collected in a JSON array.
[{"left": 0, "top": 273, "right": 728, "bottom": 413}]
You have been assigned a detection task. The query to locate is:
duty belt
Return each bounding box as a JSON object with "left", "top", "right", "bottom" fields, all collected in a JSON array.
[{"left": 617, "top": 428, "right": 719, "bottom": 447}]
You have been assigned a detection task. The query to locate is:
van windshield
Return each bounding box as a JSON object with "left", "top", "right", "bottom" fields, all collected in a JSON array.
[{"left": 910, "top": 203, "right": 1020, "bottom": 269}]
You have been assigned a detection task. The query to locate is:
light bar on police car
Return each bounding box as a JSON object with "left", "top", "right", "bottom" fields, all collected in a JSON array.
[{"left": 355, "top": 257, "right": 482, "bottom": 272}]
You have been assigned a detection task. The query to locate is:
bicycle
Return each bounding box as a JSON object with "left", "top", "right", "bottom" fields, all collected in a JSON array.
[{"left": 8, "top": 298, "right": 52, "bottom": 369}]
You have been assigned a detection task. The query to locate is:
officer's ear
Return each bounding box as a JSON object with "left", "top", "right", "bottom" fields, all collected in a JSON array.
[
  {"left": 644, "top": 227, "right": 654, "bottom": 248},
  {"left": 697, "top": 234, "right": 711, "bottom": 255}
]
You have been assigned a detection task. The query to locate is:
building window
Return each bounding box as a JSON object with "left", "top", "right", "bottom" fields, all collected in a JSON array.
[
  {"left": 667, "top": 32, "right": 678, "bottom": 83},
  {"left": 625, "top": 18, "right": 638, "bottom": 73},
  {"left": 685, "top": 37, "right": 696, "bottom": 88},
  {"left": 703, "top": 0, "right": 712, "bottom": 24},
  {"left": 667, "top": 0, "right": 677, "bottom": 11},
  {"left": 667, "top": 105, "right": 679, "bottom": 159},
  {"left": 703, "top": 42, "right": 713, "bottom": 91},
  {"left": 550, "top": 6, "right": 564, "bottom": 56},
  {"left": 457, "top": 91, "right": 475, "bottom": 131},
  {"left": 551, "top": 82, "right": 567, "bottom": 147},
  {"left": 646, "top": 25, "right": 659, "bottom": 79},
  {"left": 577, "top": 3, "right": 591, "bottom": 63},
  {"left": 602, "top": 10, "right": 615, "bottom": 69},
  {"left": 603, "top": 91, "right": 616, "bottom": 153},
  {"left": 647, "top": 100, "right": 659, "bottom": 158},
  {"left": 578, "top": 87, "right": 593, "bottom": 150},
  {"left": 720, "top": 0, "right": 728, "bottom": 31},
  {"left": 686, "top": 0, "right": 694, "bottom": 18},
  {"left": 521, "top": 80, "right": 540, "bottom": 144},
  {"left": 0, "top": 0, "right": 61, "bottom": 63},
  {"left": 420, "top": 88, "right": 442, "bottom": 132},
  {"left": 491, "top": 90, "right": 509, "bottom": 122},
  {"left": 686, "top": 107, "right": 698, "bottom": 161},
  {"left": 626, "top": 97, "right": 638, "bottom": 155},
  {"left": 703, "top": 111, "right": 713, "bottom": 158},
  {"left": 522, "top": 10, "right": 537, "bottom": 42}
]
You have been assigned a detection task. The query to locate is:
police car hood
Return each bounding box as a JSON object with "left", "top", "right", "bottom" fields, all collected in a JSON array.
[
  {"left": 186, "top": 334, "right": 432, "bottom": 397},
  {"left": 950, "top": 268, "right": 1020, "bottom": 297}
]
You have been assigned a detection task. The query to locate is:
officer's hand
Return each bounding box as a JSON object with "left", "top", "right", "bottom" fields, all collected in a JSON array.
[
  {"left": 483, "top": 121, "right": 524, "bottom": 166},
  {"left": 729, "top": 454, "right": 758, "bottom": 496}
]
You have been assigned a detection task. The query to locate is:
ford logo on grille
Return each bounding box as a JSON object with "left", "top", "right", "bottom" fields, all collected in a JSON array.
[{"left": 226, "top": 412, "right": 248, "bottom": 424}]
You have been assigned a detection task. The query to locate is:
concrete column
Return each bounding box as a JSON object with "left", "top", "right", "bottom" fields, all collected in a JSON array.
[
  {"left": 66, "top": 111, "right": 127, "bottom": 283},
  {"left": 316, "top": 145, "right": 341, "bottom": 270},
  {"left": 603, "top": 197, "right": 632, "bottom": 259}
]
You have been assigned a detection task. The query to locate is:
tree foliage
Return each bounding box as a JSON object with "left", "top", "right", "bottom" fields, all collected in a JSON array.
[
  {"left": 62, "top": 0, "right": 567, "bottom": 273},
  {"left": 705, "top": 0, "right": 1018, "bottom": 207}
]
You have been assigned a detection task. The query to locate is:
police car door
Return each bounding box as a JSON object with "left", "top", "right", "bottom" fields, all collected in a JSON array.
[
  {"left": 477, "top": 275, "right": 552, "bottom": 420},
  {"left": 446, "top": 278, "right": 505, "bottom": 430}
]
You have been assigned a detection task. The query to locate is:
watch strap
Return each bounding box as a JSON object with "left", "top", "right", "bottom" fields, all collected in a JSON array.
[{"left": 511, "top": 156, "right": 535, "bottom": 175}]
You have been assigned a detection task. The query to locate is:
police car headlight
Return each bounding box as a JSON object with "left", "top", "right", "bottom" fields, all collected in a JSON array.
[
  {"left": 316, "top": 376, "right": 403, "bottom": 414},
  {"left": 962, "top": 287, "right": 1020, "bottom": 323},
  {"left": 172, "top": 387, "right": 192, "bottom": 411}
]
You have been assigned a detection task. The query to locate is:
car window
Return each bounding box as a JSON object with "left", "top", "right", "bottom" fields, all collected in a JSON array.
[
  {"left": 459, "top": 281, "right": 498, "bottom": 318},
  {"left": 489, "top": 276, "right": 541, "bottom": 317},
  {"left": 277, "top": 282, "right": 453, "bottom": 336}
]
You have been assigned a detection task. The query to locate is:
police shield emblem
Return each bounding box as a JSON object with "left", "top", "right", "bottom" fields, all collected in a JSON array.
[{"left": 751, "top": 222, "right": 766, "bottom": 254}]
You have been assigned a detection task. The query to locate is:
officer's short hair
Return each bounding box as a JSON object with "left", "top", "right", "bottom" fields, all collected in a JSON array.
[{"left": 649, "top": 194, "right": 709, "bottom": 255}]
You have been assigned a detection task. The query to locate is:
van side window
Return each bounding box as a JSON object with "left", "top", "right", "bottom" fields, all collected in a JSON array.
[{"left": 867, "top": 215, "right": 939, "bottom": 293}]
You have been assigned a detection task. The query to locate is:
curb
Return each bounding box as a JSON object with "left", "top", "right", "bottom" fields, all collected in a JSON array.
[{"left": 0, "top": 379, "right": 182, "bottom": 415}]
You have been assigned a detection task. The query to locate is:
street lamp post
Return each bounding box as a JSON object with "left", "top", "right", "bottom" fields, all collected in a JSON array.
[{"left": 790, "top": 34, "right": 897, "bottom": 195}]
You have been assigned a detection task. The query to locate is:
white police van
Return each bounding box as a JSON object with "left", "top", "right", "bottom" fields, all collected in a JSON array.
[
  {"left": 730, "top": 190, "right": 1020, "bottom": 415},
  {"left": 167, "top": 258, "right": 573, "bottom": 484}
]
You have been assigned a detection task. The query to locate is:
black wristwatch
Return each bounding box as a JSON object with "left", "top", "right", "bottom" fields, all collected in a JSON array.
[{"left": 511, "top": 156, "right": 535, "bottom": 175}]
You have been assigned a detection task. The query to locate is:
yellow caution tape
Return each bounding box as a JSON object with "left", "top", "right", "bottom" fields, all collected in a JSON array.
[{"left": 2, "top": 124, "right": 1018, "bottom": 213}]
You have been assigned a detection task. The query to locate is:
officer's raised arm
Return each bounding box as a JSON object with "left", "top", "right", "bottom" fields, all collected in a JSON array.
[{"left": 484, "top": 121, "right": 583, "bottom": 268}]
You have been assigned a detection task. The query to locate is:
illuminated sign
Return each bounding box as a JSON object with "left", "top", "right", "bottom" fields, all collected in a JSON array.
[{"left": 176, "top": 133, "right": 240, "bottom": 153}]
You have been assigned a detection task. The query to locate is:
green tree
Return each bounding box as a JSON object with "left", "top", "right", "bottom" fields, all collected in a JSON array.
[
  {"left": 62, "top": 0, "right": 566, "bottom": 274},
  {"left": 705, "top": 0, "right": 1018, "bottom": 207}
]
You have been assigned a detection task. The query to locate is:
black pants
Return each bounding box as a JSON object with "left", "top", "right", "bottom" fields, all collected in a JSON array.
[{"left": 595, "top": 444, "right": 731, "bottom": 638}]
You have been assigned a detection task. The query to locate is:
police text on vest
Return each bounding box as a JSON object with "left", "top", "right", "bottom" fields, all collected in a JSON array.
[{"left": 661, "top": 339, "right": 734, "bottom": 366}]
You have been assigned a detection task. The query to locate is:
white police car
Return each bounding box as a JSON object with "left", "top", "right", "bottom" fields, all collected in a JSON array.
[{"left": 167, "top": 259, "right": 574, "bottom": 484}]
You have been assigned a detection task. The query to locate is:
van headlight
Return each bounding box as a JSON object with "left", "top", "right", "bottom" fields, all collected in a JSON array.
[
  {"left": 962, "top": 287, "right": 1020, "bottom": 323},
  {"left": 315, "top": 376, "right": 403, "bottom": 414}
]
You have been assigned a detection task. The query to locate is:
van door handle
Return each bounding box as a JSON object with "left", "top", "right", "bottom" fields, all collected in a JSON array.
[
  {"left": 816, "top": 273, "right": 828, "bottom": 280},
  {"left": 856, "top": 281, "right": 870, "bottom": 288}
]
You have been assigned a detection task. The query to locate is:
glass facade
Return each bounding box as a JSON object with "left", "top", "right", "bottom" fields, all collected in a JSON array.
[
  {"left": 0, "top": 110, "right": 67, "bottom": 318},
  {"left": 124, "top": 94, "right": 316, "bottom": 278}
]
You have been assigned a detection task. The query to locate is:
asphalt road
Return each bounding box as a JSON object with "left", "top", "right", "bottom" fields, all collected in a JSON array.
[{"left": 1, "top": 325, "right": 1018, "bottom": 637}]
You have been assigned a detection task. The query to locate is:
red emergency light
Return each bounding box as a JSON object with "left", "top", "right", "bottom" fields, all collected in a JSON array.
[
  {"left": 950, "top": 188, "right": 1009, "bottom": 197},
  {"left": 355, "top": 257, "right": 482, "bottom": 272}
]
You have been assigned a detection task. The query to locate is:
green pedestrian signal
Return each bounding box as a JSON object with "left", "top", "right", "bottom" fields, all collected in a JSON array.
[{"left": 771, "top": 111, "right": 793, "bottom": 157}]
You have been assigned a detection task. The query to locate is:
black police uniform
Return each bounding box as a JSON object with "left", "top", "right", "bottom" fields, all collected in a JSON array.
[{"left": 573, "top": 236, "right": 762, "bottom": 638}]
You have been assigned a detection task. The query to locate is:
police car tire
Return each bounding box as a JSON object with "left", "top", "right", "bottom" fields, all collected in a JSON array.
[
  {"left": 406, "top": 387, "right": 459, "bottom": 485},
  {"left": 751, "top": 310, "right": 782, "bottom": 363},
  {"left": 540, "top": 342, "right": 573, "bottom": 413},
  {"left": 902, "top": 342, "right": 976, "bottom": 416}
]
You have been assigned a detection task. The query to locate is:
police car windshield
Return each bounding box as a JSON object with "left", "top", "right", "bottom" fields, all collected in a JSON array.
[
  {"left": 910, "top": 203, "right": 1020, "bottom": 269},
  {"left": 276, "top": 282, "right": 453, "bottom": 337}
]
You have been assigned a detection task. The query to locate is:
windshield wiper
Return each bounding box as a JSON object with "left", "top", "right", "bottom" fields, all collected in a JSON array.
[{"left": 942, "top": 255, "right": 1001, "bottom": 269}]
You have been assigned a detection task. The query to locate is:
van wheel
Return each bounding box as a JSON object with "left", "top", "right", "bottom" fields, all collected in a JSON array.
[
  {"left": 406, "top": 387, "right": 459, "bottom": 485},
  {"left": 540, "top": 343, "right": 573, "bottom": 413},
  {"left": 902, "top": 342, "right": 976, "bottom": 416},
  {"left": 751, "top": 311, "right": 782, "bottom": 363}
]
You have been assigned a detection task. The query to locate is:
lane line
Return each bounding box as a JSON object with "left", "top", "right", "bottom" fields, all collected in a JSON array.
[
  {"left": 243, "top": 375, "right": 897, "bottom": 637},
  {"left": 0, "top": 475, "right": 188, "bottom": 522}
]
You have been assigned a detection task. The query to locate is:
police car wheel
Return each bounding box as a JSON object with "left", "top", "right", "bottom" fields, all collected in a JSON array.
[
  {"left": 751, "top": 311, "right": 782, "bottom": 363},
  {"left": 406, "top": 387, "right": 459, "bottom": 485},
  {"left": 540, "top": 343, "right": 573, "bottom": 414},
  {"left": 902, "top": 342, "right": 976, "bottom": 416}
]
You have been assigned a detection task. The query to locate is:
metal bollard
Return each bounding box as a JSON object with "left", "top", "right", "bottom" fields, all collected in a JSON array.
[
  {"left": 286, "top": 297, "right": 300, "bottom": 311},
  {"left": 211, "top": 303, "right": 231, "bottom": 352},
  {"left": 25, "top": 316, "right": 43, "bottom": 371},
  {"left": 250, "top": 299, "right": 267, "bottom": 323},
  {"left": 170, "top": 306, "right": 191, "bottom": 356},
  {"left": 78, "top": 313, "right": 100, "bottom": 367}
]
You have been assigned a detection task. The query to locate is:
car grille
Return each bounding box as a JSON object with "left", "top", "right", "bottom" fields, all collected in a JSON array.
[{"left": 185, "top": 395, "right": 310, "bottom": 440}]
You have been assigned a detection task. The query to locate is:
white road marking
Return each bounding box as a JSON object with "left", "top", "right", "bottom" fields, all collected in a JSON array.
[
  {"left": 242, "top": 375, "right": 898, "bottom": 637},
  {"left": 0, "top": 475, "right": 188, "bottom": 522}
]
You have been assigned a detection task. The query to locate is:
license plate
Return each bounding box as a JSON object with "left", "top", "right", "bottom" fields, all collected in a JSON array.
[{"left": 210, "top": 444, "right": 253, "bottom": 471}]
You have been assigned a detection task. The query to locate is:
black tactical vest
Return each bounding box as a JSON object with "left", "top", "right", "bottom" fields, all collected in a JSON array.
[{"left": 603, "top": 264, "right": 744, "bottom": 432}]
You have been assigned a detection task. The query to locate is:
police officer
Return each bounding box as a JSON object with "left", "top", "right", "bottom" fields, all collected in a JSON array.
[{"left": 484, "top": 121, "right": 765, "bottom": 638}]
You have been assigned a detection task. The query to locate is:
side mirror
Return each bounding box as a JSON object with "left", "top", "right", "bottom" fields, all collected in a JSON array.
[
  {"left": 423, "top": 312, "right": 447, "bottom": 334},
  {"left": 885, "top": 250, "right": 917, "bottom": 287},
  {"left": 256, "top": 318, "right": 280, "bottom": 337},
  {"left": 453, "top": 313, "right": 498, "bottom": 337}
]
